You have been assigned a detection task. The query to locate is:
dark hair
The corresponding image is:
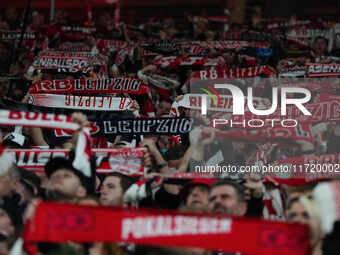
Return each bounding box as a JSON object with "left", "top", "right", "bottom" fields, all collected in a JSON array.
[
  {"left": 286, "top": 197, "right": 300, "bottom": 211},
  {"left": 210, "top": 179, "right": 246, "bottom": 202},
  {"left": 103, "top": 172, "right": 136, "bottom": 193},
  {"left": 314, "top": 36, "right": 328, "bottom": 46},
  {"left": 18, "top": 167, "right": 41, "bottom": 196},
  {"left": 159, "top": 98, "right": 173, "bottom": 105},
  {"left": 164, "top": 145, "right": 187, "bottom": 161}
]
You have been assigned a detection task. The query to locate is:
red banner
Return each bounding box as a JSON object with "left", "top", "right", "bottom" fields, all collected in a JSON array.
[
  {"left": 24, "top": 202, "right": 310, "bottom": 255},
  {"left": 274, "top": 154, "right": 340, "bottom": 185},
  {"left": 190, "top": 65, "right": 276, "bottom": 80},
  {"left": 211, "top": 124, "right": 314, "bottom": 143},
  {"left": 0, "top": 110, "right": 79, "bottom": 131},
  {"left": 307, "top": 63, "right": 340, "bottom": 77},
  {"left": 29, "top": 78, "right": 148, "bottom": 95},
  {"left": 5, "top": 148, "right": 146, "bottom": 176}
]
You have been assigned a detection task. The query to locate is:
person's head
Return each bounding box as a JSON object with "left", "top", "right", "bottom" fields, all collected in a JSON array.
[
  {"left": 313, "top": 36, "right": 328, "bottom": 56},
  {"left": 164, "top": 145, "right": 187, "bottom": 169},
  {"left": 157, "top": 135, "right": 172, "bottom": 153},
  {"left": 156, "top": 98, "right": 172, "bottom": 116},
  {"left": 183, "top": 179, "right": 212, "bottom": 210},
  {"left": 13, "top": 168, "right": 41, "bottom": 205},
  {"left": 99, "top": 173, "right": 134, "bottom": 206},
  {"left": 0, "top": 153, "right": 18, "bottom": 198},
  {"left": 0, "top": 201, "right": 22, "bottom": 239},
  {"left": 286, "top": 196, "right": 323, "bottom": 248},
  {"left": 45, "top": 157, "right": 88, "bottom": 201},
  {"left": 285, "top": 184, "right": 315, "bottom": 203},
  {"left": 335, "top": 33, "right": 340, "bottom": 49},
  {"left": 0, "top": 79, "right": 9, "bottom": 97},
  {"left": 5, "top": 8, "right": 17, "bottom": 21},
  {"left": 286, "top": 196, "right": 310, "bottom": 224},
  {"left": 208, "top": 179, "right": 247, "bottom": 216}
]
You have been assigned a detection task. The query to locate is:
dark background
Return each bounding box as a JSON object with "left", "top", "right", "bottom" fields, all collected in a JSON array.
[{"left": 0, "top": 0, "right": 339, "bottom": 25}]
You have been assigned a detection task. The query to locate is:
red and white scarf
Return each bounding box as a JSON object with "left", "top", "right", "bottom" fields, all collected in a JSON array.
[
  {"left": 23, "top": 202, "right": 309, "bottom": 255},
  {"left": 154, "top": 56, "right": 223, "bottom": 69},
  {"left": 275, "top": 153, "right": 340, "bottom": 186},
  {"left": 307, "top": 63, "right": 340, "bottom": 77},
  {"left": 210, "top": 124, "right": 314, "bottom": 143},
  {"left": 191, "top": 40, "right": 270, "bottom": 49},
  {"left": 175, "top": 94, "right": 270, "bottom": 113},
  {"left": 29, "top": 78, "right": 148, "bottom": 95},
  {"left": 59, "top": 42, "right": 91, "bottom": 52},
  {"left": 0, "top": 110, "right": 79, "bottom": 131},
  {"left": 224, "top": 100, "right": 340, "bottom": 124},
  {"left": 28, "top": 94, "right": 134, "bottom": 111},
  {"left": 5, "top": 147, "right": 147, "bottom": 176},
  {"left": 190, "top": 65, "right": 276, "bottom": 80},
  {"left": 32, "top": 55, "right": 90, "bottom": 71}
]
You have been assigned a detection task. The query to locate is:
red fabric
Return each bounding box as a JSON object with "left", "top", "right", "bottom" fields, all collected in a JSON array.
[
  {"left": 24, "top": 202, "right": 310, "bottom": 255},
  {"left": 29, "top": 78, "right": 149, "bottom": 95},
  {"left": 263, "top": 198, "right": 277, "bottom": 216},
  {"left": 5, "top": 148, "right": 146, "bottom": 175},
  {"left": 273, "top": 153, "right": 340, "bottom": 186},
  {"left": 142, "top": 98, "right": 155, "bottom": 114},
  {"left": 0, "top": 110, "right": 80, "bottom": 131},
  {"left": 190, "top": 65, "right": 275, "bottom": 80},
  {"left": 154, "top": 86, "right": 171, "bottom": 99},
  {"left": 206, "top": 124, "right": 314, "bottom": 143},
  {"left": 181, "top": 178, "right": 216, "bottom": 200},
  {"left": 233, "top": 100, "right": 340, "bottom": 124}
]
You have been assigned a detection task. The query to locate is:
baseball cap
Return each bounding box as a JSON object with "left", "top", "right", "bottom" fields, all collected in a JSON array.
[
  {"left": 181, "top": 178, "right": 215, "bottom": 201},
  {"left": 45, "top": 157, "right": 94, "bottom": 194}
]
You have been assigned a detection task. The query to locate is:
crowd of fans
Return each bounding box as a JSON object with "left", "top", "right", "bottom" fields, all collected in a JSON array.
[{"left": 0, "top": 3, "right": 340, "bottom": 255}]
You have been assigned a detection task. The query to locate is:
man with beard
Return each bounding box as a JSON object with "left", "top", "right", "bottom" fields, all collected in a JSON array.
[
  {"left": 208, "top": 179, "right": 247, "bottom": 216},
  {"left": 209, "top": 180, "right": 247, "bottom": 255}
]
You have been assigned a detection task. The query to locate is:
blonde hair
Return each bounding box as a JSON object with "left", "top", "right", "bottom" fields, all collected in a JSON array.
[
  {"left": 0, "top": 152, "right": 15, "bottom": 177},
  {"left": 299, "top": 195, "right": 320, "bottom": 221}
]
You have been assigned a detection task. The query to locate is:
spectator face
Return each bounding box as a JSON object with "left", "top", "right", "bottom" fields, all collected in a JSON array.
[
  {"left": 157, "top": 135, "right": 172, "bottom": 152},
  {"left": 0, "top": 44, "right": 9, "bottom": 60},
  {"left": 0, "top": 208, "right": 14, "bottom": 237},
  {"left": 232, "top": 142, "right": 245, "bottom": 153},
  {"left": 156, "top": 100, "right": 171, "bottom": 116},
  {"left": 99, "top": 176, "right": 123, "bottom": 206},
  {"left": 286, "top": 200, "right": 309, "bottom": 224},
  {"left": 5, "top": 8, "right": 17, "bottom": 19},
  {"left": 186, "top": 185, "right": 209, "bottom": 209},
  {"left": 54, "top": 9, "right": 67, "bottom": 24},
  {"left": 13, "top": 180, "right": 33, "bottom": 205},
  {"left": 32, "top": 12, "right": 44, "bottom": 26},
  {"left": 0, "top": 80, "right": 9, "bottom": 97},
  {"left": 335, "top": 34, "right": 340, "bottom": 49},
  {"left": 168, "top": 158, "right": 182, "bottom": 169},
  {"left": 209, "top": 184, "right": 247, "bottom": 216},
  {"left": 36, "top": 172, "right": 48, "bottom": 189},
  {"left": 0, "top": 172, "right": 11, "bottom": 198},
  {"left": 313, "top": 38, "right": 328, "bottom": 56},
  {"left": 286, "top": 199, "right": 323, "bottom": 247},
  {"left": 48, "top": 169, "right": 86, "bottom": 199}
]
